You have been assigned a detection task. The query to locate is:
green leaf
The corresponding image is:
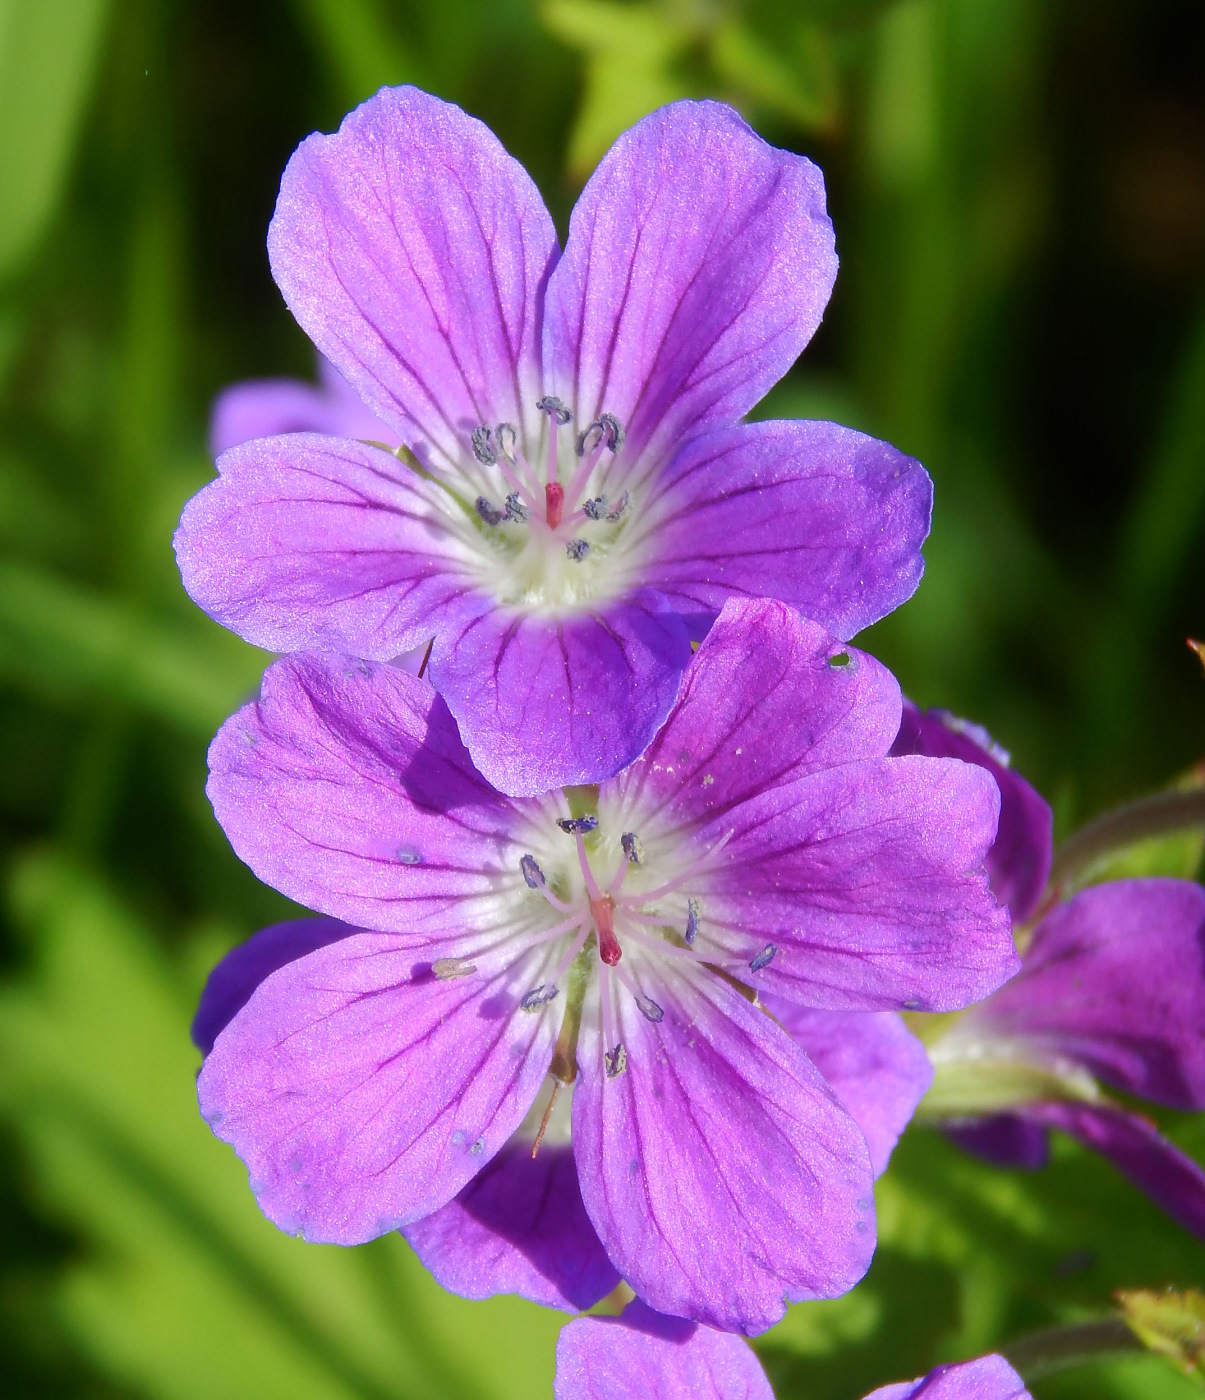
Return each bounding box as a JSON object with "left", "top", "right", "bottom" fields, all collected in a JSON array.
[
  {"left": 290, "top": 0, "right": 422, "bottom": 106},
  {"left": 1119, "top": 1289, "right": 1205, "bottom": 1387},
  {"left": 710, "top": 20, "right": 838, "bottom": 130}
]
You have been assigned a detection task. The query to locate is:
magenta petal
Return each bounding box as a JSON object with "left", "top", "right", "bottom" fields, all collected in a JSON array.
[
  {"left": 646, "top": 421, "right": 931, "bottom": 642},
  {"left": 192, "top": 917, "right": 357, "bottom": 1055},
  {"left": 206, "top": 654, "right": 522, "bottom": 933},
  {"left": 402, "top": 1143, "right": 619, "bottom": 1312},
  {"left": 1026, "top": 1101, "right": 1205, "bottom": 1242},
  {"left": 863, "top": 1355, "right": 1030, "bottom": 1400},
  {"left": 891, "top": 702, "right": 1052, "bottom": 923},
  {"left": 769, "top": 1000, "right": 933, "bottom": 1175},
  {"left": 573, "top": 965, "right": 875, "bottom": 1334},
  {"left": 554, "top": 1300, "right": 774, "bottom": 1400},
  {"left": 429, "top": 590, "right": 692, "bottom": 796},
  {"left": 976, "top": 879, "right": 1205, "bottom": 1109},
  {"left": 545, "top": 100, "right": 837, "bottom": 464},
  {"left": 707, "top": 755, "right": 1015, "bottom": 1012},
  {"left": 209, "top": 362, "right": 399, "bottom": 457},
  {"left": 197, "top": 933, "right": 556, "bottom": 1243},
  {"left": 614, "top": 598, "right": 903, "bottom": 828},
  {"left": 943, "top": 1115, "right": 1051, "bottom": 1171},
  {"left": 175, "top": 433, "right": 480, "bottom": 660},
  {"left": 269, "top": 85, "right": 558, "bottom": 467}
]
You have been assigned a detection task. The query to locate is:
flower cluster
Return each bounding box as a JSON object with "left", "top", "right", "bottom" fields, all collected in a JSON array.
[{"left": 177, "top": 81, "right": 1205, "bottom": 1399}]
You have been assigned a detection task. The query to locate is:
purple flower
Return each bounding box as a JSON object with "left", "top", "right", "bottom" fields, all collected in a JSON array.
[
  {"left": 553, "top": 1301, "right": 1030, "bottom": 1400},
  {"left": 196, "top": 598, "right": 1014, "bottom": 1333},
  {"left": 175, "top": 85, "right": 932, "bottom": 796}
]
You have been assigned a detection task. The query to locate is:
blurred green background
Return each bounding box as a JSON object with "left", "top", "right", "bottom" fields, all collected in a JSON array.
[{"left": 0, "top": 0, "right": 1202, "bottom": 1396}]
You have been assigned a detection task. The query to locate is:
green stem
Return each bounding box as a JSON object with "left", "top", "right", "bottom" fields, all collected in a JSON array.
[
  {"left": 1002, "top": 1318, "right": 1143, "bottom": 1381},
  {"left": 1049, "top": 788, "right": 1205, "bottom": 892}
]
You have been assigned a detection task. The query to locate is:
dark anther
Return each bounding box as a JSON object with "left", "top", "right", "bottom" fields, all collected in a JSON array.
[
  {"left": 521, "top": 984, "right": 559, "bottom": 1012},
  {"left": 621, "top": 832, "right": 645, "bottom": 865},
  {"left": 537, "top": 395, "right": 572, "bottom": 425},
  {"left": 566, "top": 539, "right": 591, "bottom": 562},
  {"left": 494, "top": 422, "right": 518, "bottom": 460},
  {"left": 749, "top": 943, "right": 778, "bottom": 972},
  {"left": 635, "top": 993, "right": 664, "bottom": 1023},
  {"left": 605, "top": 1042, "right": 628, "bottom": 1079},
  {"left": 607, "top": 489, "right": 630, "bottom": 520},
  {"left": 576, "top": 412, "right": 625, "bottom": 457},
  {"left": 504, "top": 492, "right": 529, "bottom": 522},
  {"left": 685, "top": 898, "right": 701, "bottom": 945},
  {"left": 520, "top": 854, "right": 547, "bottom": 889},
  {"left": 583, "top": 495, "right": 608, "bottom": 520},
  {"left": 471, "top": 426, "right": 497, "bottom": 464},
  {"left": 557, "top": 815, "right": 599, "bottom": 835},
  {"left": 475, "top": 495, "right": 505, "bottom": 527}
]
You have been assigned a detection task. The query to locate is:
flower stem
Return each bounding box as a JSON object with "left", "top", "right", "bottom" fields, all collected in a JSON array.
[
  {"left": 1002, "top": 1318, "right": 1143, "bottom": 1380},
  {"left": 1048, "top": 787, "right": 1205, "bottom": 893}
]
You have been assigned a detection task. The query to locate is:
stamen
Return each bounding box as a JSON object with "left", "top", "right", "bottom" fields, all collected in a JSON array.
[
  {"left": 520, "top": 854, "right": 547, "bottom": 889},
  {"left": 521, "top": 983, "right": 560, "bottom": 1011},
  {"left": 575, "top": 413, "right": 624, "bottom": 456},
  {"left": 566, "top": 538, "right": 590, "bottom": 561},
  {"left": 475, "top": 495, "right": 505, "bottom": 527},
  {"left": 749, "top": 943, "right": 778, "bottom": 972},
  {"left": 616, "top": 911, "right": 712, "bottom": 963},
  {"left": 545, "top": 481, "right": 565, "bottom": 529},
  {"left": 494, "top": 423, "right": 518, "bottom": 460},
  {"left": 432, "top": 956, "right": 477, "bottom": 980},
  {"left": 536, "top": 396, "right": 572, "bottom": 425},
  {"left": 607, "top": 489, "right": 629, "bottom": 520},
  {"left": 615, "top": 828, "right": 735, "bottom": 907},
  {"left": 557, "top": 816, "right": 599, "bottom": 835},
  {"left": 685, "top": 897, "right": 701, "bottom": 945},
  {"left": 635, "top": 992, "right": 663, "bottom": 1022},
  {"left": 504, "top": 492, "right": 529, "bottom": 522},
  {"left": 621, "top": 832, "right": 645, "bottom": 865},
  {"left": 583, "top": 495, "right": 608, "bottom": 520},
  {"left": 531, "top": 1080, "right": 562, "bottom": 1159},
  {"left": 471, "top": 426, "right": 497, "bottom": 464},
  {"left": 605, "top": 1042, "right": 628, "bottom": 1079}
]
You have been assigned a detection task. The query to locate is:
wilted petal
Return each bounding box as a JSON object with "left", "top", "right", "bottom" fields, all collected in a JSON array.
[
  {"left": 770, "top": 1000, "right": 933, "bottom": 1175},
  {"left": 702, "top": 754, "right": 1015, "bottom": 1012},
  {"left": 614, "top": 599, "right": 903, "bottom": 831},
  {"left": 555, "top": 1300, "right": 774, "bottom": 1400},
  {"left": 975, "top": 879, "right": 1205, "bottom": 1109},
  {"left": 198, "top": 933, "right": 556, "bottom": 1243},
  {"left": 192, "top": 917, "right": 357, "bottom": 1055},
  {"left": 645, "top": 421, "right": 931, "bottom": 642},
  {"left": 175, "top": 433, "right": 480, "bottom": 660},
  {"left": 545, "top": 101, "right": 837, "bottom": 465},
  {"left": 943, "top": 1114, "right": 1051, "bottom": 1170},
  {"left": 864, "top": 1354, "right": 1030, "bottom": 1400},
  {"left": 403, "top": 1143, "right": 619, "bottom": 1312},
  {"left": 269, "top": 85, "right": 558, "bottom": 468},
  {"left": 891, "top": 702, "right": 1052, "bottom": 923},
  {"left": 573, "top": 961, "right": 875, "bottom": 1334},
  {"left": 429, "top": 590, "right": 692, "bottom": 796},
  {"left": 206, "top": 653, "right": 522, "bottom": 934}
]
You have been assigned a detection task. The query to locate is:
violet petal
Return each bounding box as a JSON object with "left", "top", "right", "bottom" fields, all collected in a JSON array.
[
  {"left": 864, "top": 1355, "right": 1031, "bottom": 1400},
  {"left": 943, "top": 1115, "right": 1051, "bottom": 1171}
]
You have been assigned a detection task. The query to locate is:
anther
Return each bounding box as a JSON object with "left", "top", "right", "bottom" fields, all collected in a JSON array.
[
  {"left": 504, "top": 492, "right": 529, "bottom": 522},
  {"left": 521, "top": 984, "right": 560, "bottom": 1011},
  {"left": 520, "top": 854, "right": 547, "bottom": 889},
  {"left": 566, "top": 538, "right": 590, "bottom": 562},
  {"left": 557, "top": 816, "right": 599, "bottom": 835},
  {"left": 494, "top": 423, "right": 518, "bottom": 460},
  {"left": 621, "top": 832, "right": 645, "bottom": 865},
  {"left": 536, "top": 395, "right": 572, "bottom": 425},
  {"left": 685, "top": 898, "right": 701, "bottom": 945},
  {"left": 749, "top": 943, "right": 778, "bottom": 972},
  {"left": 471, "top": 426, "right": 496, "bottom": 465},
  {"left": 607, "top": 489, "right": 629, "bottom": 520},
  {"left": 605, "top": 1042, "right": 628, "bottom": 1079},
  {"left": 635, "top": 993, "right": 664, "bottom": 1023},
  {"left": 432, "top": 956, "right": 477, "bottom": 980},
  {"left": 576, "top": 413, "right": 624, "bottom": 457},
  {"left": 475, "top": 495, "right": 505, "bottom": 527},
  {"left": 583, "top": 495, "right": 608, "bottom": 520}
]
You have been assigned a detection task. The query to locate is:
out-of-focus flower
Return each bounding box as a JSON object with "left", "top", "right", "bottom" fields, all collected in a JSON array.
[
  {"left": 195, "top": 599, "right": 1013, "bottom": 1333},
  {"left": 900, "top": 704, "right": 1205, "bottom": 1238},
  {"left": 176, "top": 84, "right": 931, "bottom": 796},
  {"left": 552, "top": 1299, "right": 1030, "bottom": 1400}
]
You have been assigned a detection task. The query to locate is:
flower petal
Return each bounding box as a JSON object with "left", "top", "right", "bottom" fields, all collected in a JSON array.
[
  {"left": 611, "top": 598, "right": 902, "bottom": 831},
  {"left": 545, "top": 100, "right": 837, "bottom": 465},
  {"left": 976, "top": 879, "right": 1205, "bottom": 1109},
  {"left": 943, "top": 1114, "right": 1051, "bottom": 1170},
  {"left": 768, "top": 1000, "right": 933, "bottom": 1175},
  {"left": 572, "top": 962, "right": 875, "bottom": 1334},
  {"left": 206, "top": 653, "right": 523, "bottom": 933},
  {"left": 1026, "top": 1101, "right": 1205, "bottom": 1242},
  {"left": 403, "top": 1143, "right": 619, "bottom": 1313},
  {"left": 191, "top": 917, "right": 357, "bottom": 1055},
  {"left": 428, "top": 590, "right": 692, "bottom": 796},
  {"left": 269, "top": 85, "right": 558, "bottom": 469},
  {"left": 644, "top": 421, "right": 931, "bottom": 642},
  {"left": 198, "top": 932, "right": 556, "bottom": 1243},
  {"left": 891, "top": 702, "right": 1052, "bottom": 923},
  {"left": 554, "top": 1300, "right": 774, "bottom": 1400},
  {"left": 175, "top": 433, "right": 482, "bottom": 659},
  {"left": 701, "top": 754, "right": 1015, "bottom": 1012},
  {"left": 863, "top": 1355, "right": 1030, "bottom": 1400}
]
